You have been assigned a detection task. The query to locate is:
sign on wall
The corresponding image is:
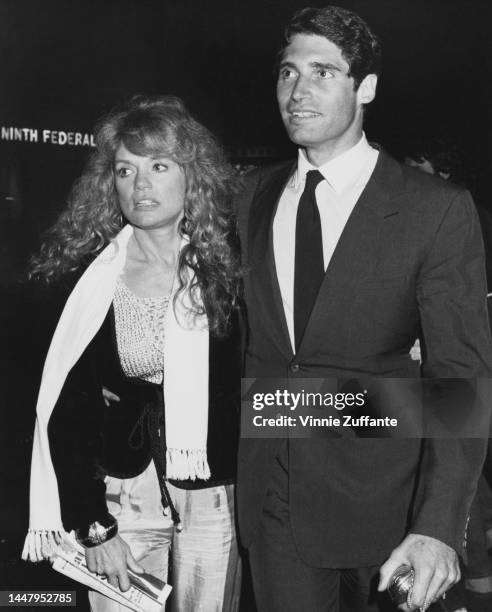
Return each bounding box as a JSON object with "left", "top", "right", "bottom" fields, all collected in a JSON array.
[{"left": 1, "top": 126, "right": 95, "bottom": 147}]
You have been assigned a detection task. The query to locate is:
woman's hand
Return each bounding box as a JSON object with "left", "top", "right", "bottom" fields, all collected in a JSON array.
[
  {"left": 102, "top": 387, "right": 120, "bottom": 407},
  {"left": 409, "top": 339, "right": 422, "bottom": 363},
  {"left": 85, "top": 535, "right": 143, "bottom": 591}
]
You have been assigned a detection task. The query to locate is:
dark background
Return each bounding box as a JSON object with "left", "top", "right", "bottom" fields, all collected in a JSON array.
[
  {"left": 1, "top": 0, "right": 492, "bottom": 280},
  {"left": 1, "top": 1, "right": 491, "bottom": 609}
]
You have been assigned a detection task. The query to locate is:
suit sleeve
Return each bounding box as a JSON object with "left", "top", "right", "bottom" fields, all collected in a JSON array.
[{"left": 411, "top": 189, "right": 492, "bottom": 553}]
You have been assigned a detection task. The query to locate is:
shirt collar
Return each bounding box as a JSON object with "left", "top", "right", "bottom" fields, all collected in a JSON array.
[{"left": 293, "top": 133, "right": 375, "bottom": 193}]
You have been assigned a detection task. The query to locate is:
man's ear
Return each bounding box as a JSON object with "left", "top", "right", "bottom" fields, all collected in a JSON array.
[{"left": 357, "top": 74, "right": 377, "bottom": 105}]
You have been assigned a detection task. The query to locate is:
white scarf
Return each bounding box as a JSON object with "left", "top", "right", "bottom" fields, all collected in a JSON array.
[{"left": 22, "top": 224, "right": 210, "bottom": 562}]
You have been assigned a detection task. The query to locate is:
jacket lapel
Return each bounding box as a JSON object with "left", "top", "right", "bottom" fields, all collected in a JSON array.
[
  {"left": 295, "top": 151, "right": 406, "bottom": 359},
  {"left": 248, "top": 163, "right": 295, "bottom": 360}
]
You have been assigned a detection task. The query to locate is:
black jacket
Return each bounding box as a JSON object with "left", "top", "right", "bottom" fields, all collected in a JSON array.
[{"left": 48, "top": 305, "right": 242, "bottom": 531}]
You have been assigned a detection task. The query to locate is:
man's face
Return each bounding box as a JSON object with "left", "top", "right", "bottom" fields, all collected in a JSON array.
[{"left": 277, "top": 33, "right": 375, "bottom": 165}]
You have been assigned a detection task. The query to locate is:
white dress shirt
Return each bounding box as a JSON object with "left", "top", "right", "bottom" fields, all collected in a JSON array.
[{"left": 273, "top": 133, "right": 379, "bottom": 352}]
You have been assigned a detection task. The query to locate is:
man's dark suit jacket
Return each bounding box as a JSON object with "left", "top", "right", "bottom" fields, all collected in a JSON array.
[{"left": 236, "top": 150, "right": 492, "bottom": 568}]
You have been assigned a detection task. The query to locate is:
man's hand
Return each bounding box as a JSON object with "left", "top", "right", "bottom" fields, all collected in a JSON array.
[
  {"left": 85, "top": 535, "right": 143, "bottom": 591},
  {"left": 378, "top": 533, "right": 460, "bottom": 611}
]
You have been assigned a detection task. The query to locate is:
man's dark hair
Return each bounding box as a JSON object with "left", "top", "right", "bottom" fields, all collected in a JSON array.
[{"left": 279, "top": 6, "right": 382, "bottom": 89}]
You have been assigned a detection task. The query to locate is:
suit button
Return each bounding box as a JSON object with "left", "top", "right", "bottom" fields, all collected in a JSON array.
[{"left": 290, "top": 364, "right": 300, "bottom": 373}]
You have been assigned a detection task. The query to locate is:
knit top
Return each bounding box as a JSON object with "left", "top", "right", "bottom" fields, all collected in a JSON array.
[{"left": 113, "top": 278, "right": 170, "bottom": 384}]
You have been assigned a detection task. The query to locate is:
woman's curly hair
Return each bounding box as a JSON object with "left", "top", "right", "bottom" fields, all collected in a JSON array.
[{"left": 29, "top": 95, "right": 241, "bottom": 336}]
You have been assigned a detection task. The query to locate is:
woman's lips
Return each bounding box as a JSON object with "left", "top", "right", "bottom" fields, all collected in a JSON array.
[{"left": 134, "top": 199, "right": 159, "bottom": 208}]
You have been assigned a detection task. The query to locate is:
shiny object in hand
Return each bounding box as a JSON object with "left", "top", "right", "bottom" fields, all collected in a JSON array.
[{"left": 387, "top": 564, "right": 415, "bottom": 606}]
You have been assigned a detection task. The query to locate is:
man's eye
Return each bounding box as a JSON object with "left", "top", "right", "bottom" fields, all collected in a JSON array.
[
  {"left": 153, "top": 162, "right": 168, "bottom": 172},
  {"left": 115, "top": 167, "right": 132, "bottom": 178},
  {"left": 317, "top": 69, "right": 333, "bottom": 79}
]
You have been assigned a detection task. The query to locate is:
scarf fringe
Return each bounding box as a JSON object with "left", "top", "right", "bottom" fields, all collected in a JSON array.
[
  {"left": 21, "top": 529, "right": 72, "bottom": 562},
  {"left": 165, "top": 448, "right": 211, "bottom": 481}
]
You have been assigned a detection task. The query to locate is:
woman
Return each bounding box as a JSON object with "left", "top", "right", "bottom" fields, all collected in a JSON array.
[{"left": 22, "top": 95, "right": 242, "bottom": 612}]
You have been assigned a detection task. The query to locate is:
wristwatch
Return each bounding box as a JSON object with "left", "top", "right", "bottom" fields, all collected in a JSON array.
[{"left": 75, "top": 513, "right": 118, "bottom": 548}]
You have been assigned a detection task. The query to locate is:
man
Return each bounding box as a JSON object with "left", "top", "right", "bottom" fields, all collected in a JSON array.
[{"left": 235, "top": 6, "right": 492, "bottom": 611}]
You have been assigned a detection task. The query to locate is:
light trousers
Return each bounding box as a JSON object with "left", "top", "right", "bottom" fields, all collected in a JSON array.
[{"left": 88, "top": 462, "right": 241, "bottom": 612}]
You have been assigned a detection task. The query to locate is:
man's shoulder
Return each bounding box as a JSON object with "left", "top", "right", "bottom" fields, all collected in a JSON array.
[
  {"left": 241, "top": 159, "right": 294, "bottom": 193},
  {"left": 233, "top": 160, "right": 294, "bottom": 220},
  {"left": 401, "top": 161, "right": 465, "bottom": 198},
  {"left": 376, "top": 150, "right": 472, "bottom": 215}
]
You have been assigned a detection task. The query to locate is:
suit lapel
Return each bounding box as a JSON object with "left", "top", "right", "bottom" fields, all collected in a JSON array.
[
  {"left": 295, "top": 151, "right": 406, "bottom": 359},
  {"left": 248, "top": 163, "right": 295, "bottom": 360}
]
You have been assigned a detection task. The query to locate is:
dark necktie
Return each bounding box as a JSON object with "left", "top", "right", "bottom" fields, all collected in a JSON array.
[{"left": 294, "top": 169, "right": 325, "bottom": 351}]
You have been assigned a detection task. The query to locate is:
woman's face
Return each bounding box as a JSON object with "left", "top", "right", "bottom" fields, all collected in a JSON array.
[{"left": 114, "top": 144, "right": 186, "bottom": 232}]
